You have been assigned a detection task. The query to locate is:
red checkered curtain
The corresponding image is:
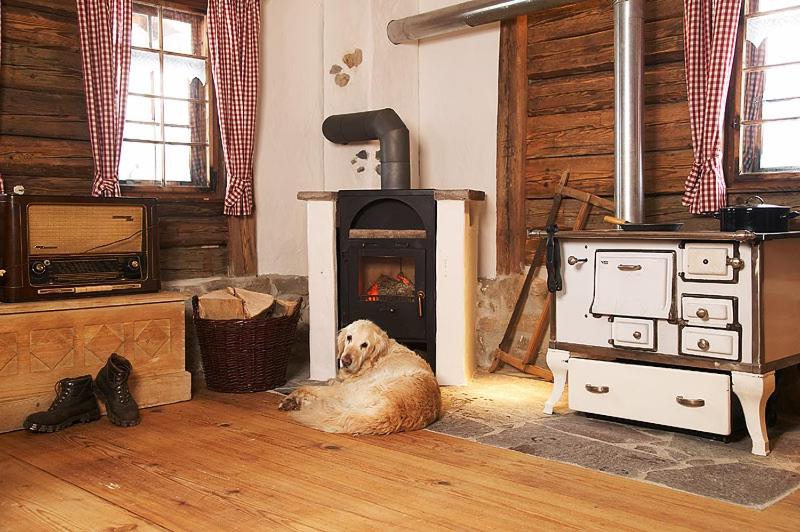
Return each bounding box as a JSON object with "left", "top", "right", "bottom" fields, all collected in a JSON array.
[
  {"left": 207, "top": 0, "right": 260, "bottom": 216},
  {"left": 682, "top": 0, "right": 742, "bottom": 214},
  {"left": 76, "top": 0, "right": 132, "bottom": 197}
]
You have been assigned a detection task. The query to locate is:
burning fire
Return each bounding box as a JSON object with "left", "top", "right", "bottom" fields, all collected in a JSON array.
[{"left": 365, "top": 272, "right": 413, "bottom": 302}]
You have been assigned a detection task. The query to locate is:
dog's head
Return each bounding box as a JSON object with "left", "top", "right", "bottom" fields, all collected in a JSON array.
[{"left": 336, "top": 320, "right": 389, "bottom": 374}]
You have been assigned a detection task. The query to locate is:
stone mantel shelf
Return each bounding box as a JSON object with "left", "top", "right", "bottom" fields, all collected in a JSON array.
[{"left": 297, "top": 189, "right": 486, "bottom": 202}]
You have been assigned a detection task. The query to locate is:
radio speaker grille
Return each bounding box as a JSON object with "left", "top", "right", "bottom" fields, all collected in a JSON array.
[{"left": 28, "top": 205, "right": 145, "bottom": 256}]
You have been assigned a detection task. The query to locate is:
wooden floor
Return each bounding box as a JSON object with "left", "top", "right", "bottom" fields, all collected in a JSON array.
[{"left": 2, "top": 391, "right": 799, "bottom": 531}]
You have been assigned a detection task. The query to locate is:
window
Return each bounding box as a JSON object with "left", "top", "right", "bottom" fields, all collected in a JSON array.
[
  {"left": 731, "top": 1, "right": 800, "bottom": 183},
  {"left": 121, "top": 2, "right": 212, "bottom": 190}
]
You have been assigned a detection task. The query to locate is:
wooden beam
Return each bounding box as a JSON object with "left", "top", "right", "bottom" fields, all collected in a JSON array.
[
  {"left": 495, "top": 15, "right": 528, "bottom": 275},
  {"left": 227, "top": 215, "right": 258, "bottom": 276}
]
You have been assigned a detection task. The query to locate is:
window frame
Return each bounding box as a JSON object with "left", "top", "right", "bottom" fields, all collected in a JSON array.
[
  {"left": 725, "top": 1, "right": 800, "bottom": 192},
  {"left": 121, "top": 0, "right": 224, "bottom": 201}
]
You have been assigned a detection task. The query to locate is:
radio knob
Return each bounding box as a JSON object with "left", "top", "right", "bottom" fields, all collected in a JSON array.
[
  {"left": 31, "top": 262, "right": 46, "bottom": 274},
  {"left": 128, "top": 259, "right": 141, "bottom": 270}
]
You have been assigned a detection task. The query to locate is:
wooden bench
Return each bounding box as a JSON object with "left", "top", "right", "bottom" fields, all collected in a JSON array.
[{"left": 0, "top": 292, "right": 191, "bottom": 432}]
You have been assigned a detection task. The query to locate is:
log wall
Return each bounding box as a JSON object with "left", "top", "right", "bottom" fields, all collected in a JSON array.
[
  {"left": 0, "top": 0, "right": 230, "bottom": 280},
  {"left": 522, "top": 0, "right": 800, "bottom": 258}
]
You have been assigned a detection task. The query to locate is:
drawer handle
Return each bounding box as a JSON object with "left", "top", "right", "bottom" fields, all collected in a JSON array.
[
  {"left": 695, "top": 308, "right": 708, "bottom": 319},
  {"left": 632, "top": 331, "right": 642, "bottom": 340},
  {"left": 585, "top": 384, "right": 609, "bottom": 394},
  {"left": 617, "top": 264, "right": 642, "bottom": 271},
  {"left": 697, "top": 338, "right": 710, "bottom": 351},
  {"left": 676, "top": 396, "right": 705, "bottom": 408}
]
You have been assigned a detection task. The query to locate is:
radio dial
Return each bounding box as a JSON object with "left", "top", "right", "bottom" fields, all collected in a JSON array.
[
  {"left": 32, "top": 262, "right": 47, "bottom": 274},
  {"left": 128, "top": 259, "right": 140, "bottom": 270}
]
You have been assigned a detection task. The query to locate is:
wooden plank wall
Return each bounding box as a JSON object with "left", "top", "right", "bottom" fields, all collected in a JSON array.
[
  {"left": 0, "top": 0, "right": 229, "bottom": 280},
  {"left": 525, "top": 0, "right": 703, "bottom": 238},
  {"left": 522, "top": 0, "right": 800, "bottom": 260}
]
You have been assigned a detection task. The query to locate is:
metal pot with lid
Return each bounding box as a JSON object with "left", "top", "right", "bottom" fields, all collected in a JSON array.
[{"left": 714, "top": 196, "right": 800, "bottom": 233}]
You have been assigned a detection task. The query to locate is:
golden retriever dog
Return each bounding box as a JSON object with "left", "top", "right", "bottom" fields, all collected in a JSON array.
[{"left": 278, "top": 320, "right": 441, "bottom": 435}]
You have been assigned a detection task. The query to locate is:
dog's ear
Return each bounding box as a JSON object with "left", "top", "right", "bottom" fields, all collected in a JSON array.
[
  {"left": 367, "top": 327, "right": 389, "bottom": 360},
  {"left": 336, "top": 327, "right": 346, "bottom": 358}
]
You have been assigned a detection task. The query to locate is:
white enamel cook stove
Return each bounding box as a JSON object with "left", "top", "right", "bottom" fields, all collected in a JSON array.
[{"left": 542, "top": 229, "right": 800, "bottom": 455}]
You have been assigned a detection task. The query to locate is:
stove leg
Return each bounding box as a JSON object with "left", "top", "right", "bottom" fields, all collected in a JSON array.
[
  {"left": 543, "top": 348, "right": 570, "bottom": 415},
  {"left": 732, "top": 371, "right": 776, "bottom": 456}
]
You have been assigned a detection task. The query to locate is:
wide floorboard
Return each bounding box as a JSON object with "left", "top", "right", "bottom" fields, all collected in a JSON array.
[{"left": 1, "top": 390, "right": 799, "bottom": 531}]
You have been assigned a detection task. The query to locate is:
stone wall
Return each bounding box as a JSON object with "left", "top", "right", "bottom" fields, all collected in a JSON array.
[{"left": 475, "top": 272, "right": 550, "bottom": 369}]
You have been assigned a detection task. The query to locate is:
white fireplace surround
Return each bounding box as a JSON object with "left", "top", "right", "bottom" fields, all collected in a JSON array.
[{"left": 298, "top": 189, "right": 485, "bottom": 385}]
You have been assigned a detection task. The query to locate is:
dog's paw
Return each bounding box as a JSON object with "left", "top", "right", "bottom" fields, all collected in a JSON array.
[{"left": 278, "top": 396, "right": 300, "bottom": 411}]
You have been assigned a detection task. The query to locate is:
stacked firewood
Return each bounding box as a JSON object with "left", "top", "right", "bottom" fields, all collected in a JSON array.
[{"left": 197, "top": 287, "right": 300, "bottom": 320}]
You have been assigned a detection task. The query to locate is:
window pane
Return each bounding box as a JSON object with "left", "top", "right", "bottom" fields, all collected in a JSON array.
[
  {"left": 124, "top": 121, "right": 161, "bottom": 141},
  {"left": 745, "top": 10, "right": 800, "bottom": 67},
  {"left": 164, "top": 99, "right": 190, "bottom": 125},
  {"left": 120, "top": 141, "right": 163, "bottom": 183},
  {"left": 165, "top": 126, "right": 191, "bottom": 143},
  {"left": 743, "top": 64, "right": 800, "bottom": 121},
  {"left": 129, "top": 49, "right": 161, "bottom": 95},
  {"left": 132, "top": 4, "right": 159, "bottom": 49},
  {"left": 126, "top": 95, "right": 162, "bottom": 123},
  {"left": 165, "top": 144, "right": 208, "bottom": 185},
  {"left": 163, "top": 9, "right": 206, "bottom": 56},
  {"left": 741, "top": 120, "right": 800, "bottom": 173},
  {"left": 164, "top": 99, "right": 208, "bottom": 143},
  {"left": 747, "top": 1, "right": 800, "bottom": 14},
  {"left": 163, "top": 55, "right": 207, "bottom": 99}
]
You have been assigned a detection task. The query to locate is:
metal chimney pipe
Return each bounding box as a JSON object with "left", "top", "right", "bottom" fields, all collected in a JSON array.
[
  {"left": 387, "top": 0, "right": 577, "bottom": 44},
  {"left": 388, "top": 0, "right": 647, "bottom": 221},
  {"left": 322, "top": 109, "right": 411, "bottom": 190},
  {"left": 614, "top": 0, "right": 645, "bottom": 223}
]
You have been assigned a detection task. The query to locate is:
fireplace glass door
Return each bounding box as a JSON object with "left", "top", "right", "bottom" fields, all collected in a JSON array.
[{"left": 348, "top": 247, "right": 427, "bottom": 340}]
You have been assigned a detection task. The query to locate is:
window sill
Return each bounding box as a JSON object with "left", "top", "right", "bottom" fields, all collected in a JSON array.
[{"left": 728, "top": 172, "right": 800, "bottom": 193}]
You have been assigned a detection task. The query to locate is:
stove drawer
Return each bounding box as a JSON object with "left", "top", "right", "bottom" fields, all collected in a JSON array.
[
  {"left": 569, "top": 358, "right": 731, "bottom": 435},
  {"left": 680, "top": 327, "right": 740, "bottom": 360},
  {"left": 680, "top": 243, "right": 739, "bottom": 282},
  {"left": 681, "top": 296, "right": 736, "bottom": 329},
  {"left": 591, "top": 251, "right": 675, "bottom": 319},
  {"left": 611, "top": 317, "right": 655, "bottom": 350}
]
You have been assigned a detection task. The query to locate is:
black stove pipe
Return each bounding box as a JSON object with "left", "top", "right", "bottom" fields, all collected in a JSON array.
[{"left": 322, "top": 108, "right": 411, "bottom": 189}]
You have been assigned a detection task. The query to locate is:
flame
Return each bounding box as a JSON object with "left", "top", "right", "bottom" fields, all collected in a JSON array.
[
  {"left": 396, "top": 273, "right": 411, "bottom": 286},
  {"left": 367, "top": 282, "right": 379, "bottom": 302}
]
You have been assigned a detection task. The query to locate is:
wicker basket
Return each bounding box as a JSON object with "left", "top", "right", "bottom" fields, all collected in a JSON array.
[{"left": 192, "top": 296, "right": 303, "bottom": 393}]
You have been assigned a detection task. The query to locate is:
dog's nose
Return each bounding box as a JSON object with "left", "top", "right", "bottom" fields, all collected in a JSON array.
[{"left": 341, "top": 354, "right": 352, "bottom": 367}]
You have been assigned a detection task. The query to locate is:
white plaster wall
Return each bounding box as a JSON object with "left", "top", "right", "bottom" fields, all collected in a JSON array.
[
  {"left": 322, "top": 0, "right": 420, "bottom": 192},
  {"left": 255, "top": 0, "right": 500, "bottom": 279},
  {"left": 418, "top": 0, "right": 500, "bottom": 279},
  {"left": 255, "top": 0, "right": 324, "bottom": 276}
]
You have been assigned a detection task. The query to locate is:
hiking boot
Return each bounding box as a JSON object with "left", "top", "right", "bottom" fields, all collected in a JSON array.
[
  {"left": 23, "top": 375, "right": 100, "bottom": 433},
  {"left": 94, "top": 353, "right": 140, "bottom": 427}
]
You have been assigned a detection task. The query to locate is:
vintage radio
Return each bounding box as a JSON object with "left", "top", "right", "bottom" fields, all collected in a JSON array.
[{"left": 0, "top": 195, "right": 160, "bottom": 302}]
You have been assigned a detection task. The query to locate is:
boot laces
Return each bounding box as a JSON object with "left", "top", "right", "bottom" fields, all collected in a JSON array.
[
  {"left": 48, "top": 380, "right": 73, "bottom": 411},
  {"left": 112, "top": 374, "right": 131, "bottom": 404}
]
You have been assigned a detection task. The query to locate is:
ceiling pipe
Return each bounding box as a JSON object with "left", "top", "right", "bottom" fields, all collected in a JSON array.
[
  {"left": 387, "top": 0, "right": 577, "bottom": 44},
  {"left": 388, "top": 0, "right": 647, "bottom": 223},
  {"left": 614, "top": 0, "right": 645, "bottom": 223}
]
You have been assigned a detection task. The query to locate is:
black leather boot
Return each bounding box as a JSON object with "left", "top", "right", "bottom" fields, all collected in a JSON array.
[
  {"left": 94, "top": 353, "right": 140, "bottom": 427},
  {"left": 24, "top": 375, "right": 100, "bottom": 433}
]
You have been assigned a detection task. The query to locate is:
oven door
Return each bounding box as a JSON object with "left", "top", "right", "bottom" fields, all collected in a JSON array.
[
  {"left": 346, "top": 246, "right": 427, "bottom": 341},
  {"left": 591, "top": 250, "right": 675, "bottom": 319}
]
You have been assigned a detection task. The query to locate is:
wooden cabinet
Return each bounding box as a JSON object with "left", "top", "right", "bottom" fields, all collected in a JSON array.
[{"left": 0, "top": 292, "right": 191, "bottom": 432}]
